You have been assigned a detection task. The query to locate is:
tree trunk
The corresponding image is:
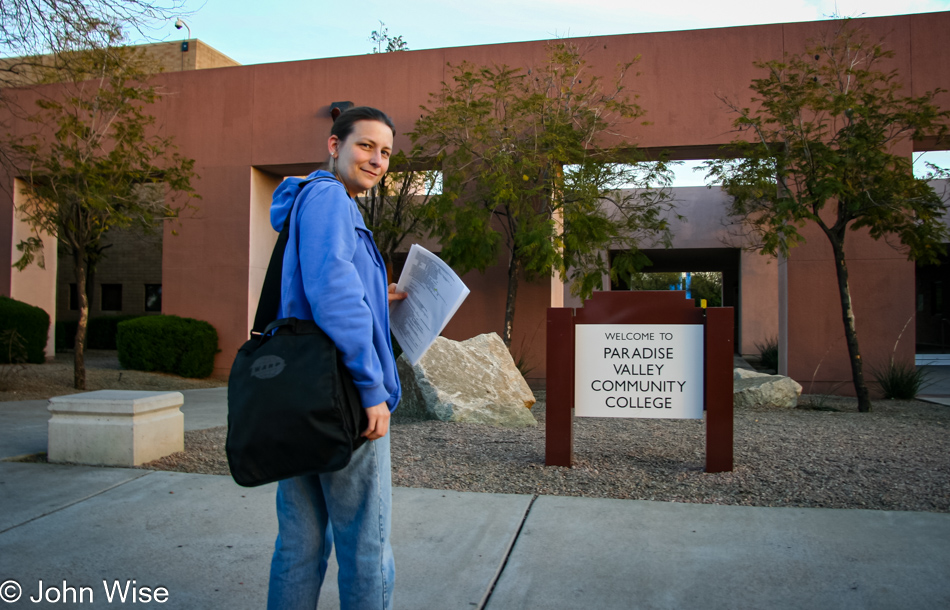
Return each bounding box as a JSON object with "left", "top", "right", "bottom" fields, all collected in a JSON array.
[
  {"left": 502, "top": 253, "right": 519, "bottom": 348},
  {"left": 73, "top": 253, "right": 88, "bottom": 391},
  {"left": 829, "top": 236, "right": 872, "bottom": 412}
]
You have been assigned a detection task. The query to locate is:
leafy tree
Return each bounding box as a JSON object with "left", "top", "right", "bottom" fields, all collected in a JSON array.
[
  {"left": 411, "top": 42, "right": 676, "bottom": 347},
  {"left": 8, "top": 42, "right": 199, "bottom": 389},
  {"left": 356, "top": 151, "right": 439, "bottom": 280},
  {"left": 368, "top": 21, "right": 408, "bottom": 54},
  {"left": 703, "top": 21, "right": 950, "bottom": 412},
  {"left": 358, "top": 23, "right": 432, "bottom": 280},
  {"left": 690, "top": 272, "right": 723, "bottom": 307},
  {"left": 619, "top": 271, "right": 723, "bottom": 308}
]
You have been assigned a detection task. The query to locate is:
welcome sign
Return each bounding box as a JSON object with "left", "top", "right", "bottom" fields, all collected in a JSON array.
[{"left": 575, "top": 324, "right": 704, "bottom": 419}]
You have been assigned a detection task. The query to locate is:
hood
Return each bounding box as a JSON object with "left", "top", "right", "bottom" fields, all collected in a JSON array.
[{"left": 270, "top": 170, "right": 334, "bottom": 231}]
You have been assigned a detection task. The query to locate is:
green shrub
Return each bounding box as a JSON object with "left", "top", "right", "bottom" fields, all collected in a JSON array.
[
  {"left": 90, "top": 315, "right": 143, "bottom": 349},
  {"left": 0, "top": 329, "right": 28, "bottom": 390},
  {"left": 871, "top": 359, "right": 928, "bottom": 400},
  {"left": 755, "top": 336, "right": 779, "bottom": 372},
  {"left": 56, "top": 315, "right": 143, "bottom": 351},
  {"left": 0, "top": 296, "right": 50, "bottom": 364},
  {"left": 117, "top": 315, "right": 219, "bottom": 378}
]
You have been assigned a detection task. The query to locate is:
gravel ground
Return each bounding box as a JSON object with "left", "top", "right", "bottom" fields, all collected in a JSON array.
[
  {"left": 6, "top": 353, "right": 947, "bottom": 513},
  {"left": 0, "top": 350, "right": 226, "bottom": 401},
  {"left": 141, "top": 392, "right": 950, "bottom": 514}
]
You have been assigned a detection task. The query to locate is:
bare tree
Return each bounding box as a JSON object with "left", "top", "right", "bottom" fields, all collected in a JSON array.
[
  {"left": 357, "top": 152, "right": 439, "bottom": 280},
  {"left": 0, "top": 0, "right": 189, "bottom": 56}
]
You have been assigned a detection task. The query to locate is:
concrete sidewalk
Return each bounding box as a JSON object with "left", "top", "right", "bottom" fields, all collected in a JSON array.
[
  {"left": 2, "top": 390, "right": 949, "bottom": 609},
  {"left": 916, "top": 364, "right": 950, "bottom": 407}
]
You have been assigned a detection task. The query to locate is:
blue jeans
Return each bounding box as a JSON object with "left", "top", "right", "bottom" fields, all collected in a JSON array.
[{"left": 267, "top": 434, "right": 394, "bottom": 610}]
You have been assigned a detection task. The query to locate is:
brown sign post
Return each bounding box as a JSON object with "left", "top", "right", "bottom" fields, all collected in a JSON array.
[{"left": 546, "top": 291, "right": 734, "bottom": 472}]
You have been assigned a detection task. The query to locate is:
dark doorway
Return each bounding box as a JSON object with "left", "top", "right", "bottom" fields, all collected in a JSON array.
[
  {"left": 611, "top": 247, "right": 741, "bottom": 350},
  {"left": 916, "top": 250, "right": 950, "bottom": 353}
]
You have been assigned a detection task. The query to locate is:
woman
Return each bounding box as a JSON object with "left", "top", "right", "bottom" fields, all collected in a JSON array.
[{"left": 266, "top": 106, "right": 404, "bottom": 610}]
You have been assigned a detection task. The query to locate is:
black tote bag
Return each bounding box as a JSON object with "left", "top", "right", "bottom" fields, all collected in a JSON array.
[{"left": 226, "top": 178, "right": 367, "bottom": 487}]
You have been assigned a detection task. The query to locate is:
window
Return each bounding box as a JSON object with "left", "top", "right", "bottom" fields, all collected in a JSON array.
[
  {"left": 914, "top": 151, "right": 950, "bottom": 179},
  {"left": 101, "top": 284, "right": 123, "bottom": 311},
  {"left": 69, "top": 284, "right": 79, "bottom": 310},
  {"left": 145, "top": 284, "right": 162, "bottom": 312}
]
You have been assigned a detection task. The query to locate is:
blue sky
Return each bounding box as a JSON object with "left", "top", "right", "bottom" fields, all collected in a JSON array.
[
  {"left": 144, "top": 0, "right": 949, "bottom": 66},
  {"left": 140, "top": 0, "right": 949, "bottom": 182}
]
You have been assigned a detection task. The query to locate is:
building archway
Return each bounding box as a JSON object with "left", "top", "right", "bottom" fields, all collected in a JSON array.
[{"left": 611, "top": 247, "right": 741, "bottom": 350}]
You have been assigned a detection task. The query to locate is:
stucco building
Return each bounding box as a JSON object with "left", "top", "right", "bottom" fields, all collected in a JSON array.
[
  {"left": 2, "top": 13, "right": 948, "bottom": 393},
  {"left": 2, "top": 38, "right": 240, "bottom": 339}
]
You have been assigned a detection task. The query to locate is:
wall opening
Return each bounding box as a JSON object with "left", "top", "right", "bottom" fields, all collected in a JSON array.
[{"left": 611, "top": 247, "right": 741, "bottom": 351}]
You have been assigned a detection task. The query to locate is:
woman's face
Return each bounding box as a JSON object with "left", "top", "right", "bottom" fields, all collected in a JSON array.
[{"left": 328, "top": 119, "right": 394, "bottom": 197}]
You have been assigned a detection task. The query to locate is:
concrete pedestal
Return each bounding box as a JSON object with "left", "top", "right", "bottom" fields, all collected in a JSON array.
[{"left": 47, "top": 390, "right": 184, "bottom": 466}]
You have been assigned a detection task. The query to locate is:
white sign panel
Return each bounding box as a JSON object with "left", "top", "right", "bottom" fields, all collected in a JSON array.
[{"left": 575, "top": 324, "right": 704, "bottom": 419}]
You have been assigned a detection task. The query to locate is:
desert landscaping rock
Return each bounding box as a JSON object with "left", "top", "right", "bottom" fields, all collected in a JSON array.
[
  {"left": 734, "top": 368, "right": 803, "bottom": 409},
  {"left": 395, "top": 333, "right": 537, "bottom": 427}
]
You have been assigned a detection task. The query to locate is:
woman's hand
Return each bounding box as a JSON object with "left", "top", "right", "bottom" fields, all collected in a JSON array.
[
  {"left": 363, "top": 403, "right": 391, "bottom": 440},
  {"left": 388, "top": 283, "right": 408, "bottom": 303}
]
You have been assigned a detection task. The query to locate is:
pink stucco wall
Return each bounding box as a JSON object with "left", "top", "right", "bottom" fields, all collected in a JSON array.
[{"left": 2, "top": 12, "right": 948, "bottom": 389}]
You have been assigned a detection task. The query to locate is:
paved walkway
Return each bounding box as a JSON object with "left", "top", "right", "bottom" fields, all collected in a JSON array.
[
  {"left": 1, "top": 388, "right": 949, "bottom": 609},
  {"left": 916, "top": 364, "right": 950, "bottom": 406}
]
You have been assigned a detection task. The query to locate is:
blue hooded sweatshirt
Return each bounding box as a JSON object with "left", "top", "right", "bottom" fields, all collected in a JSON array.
[{"left": 270, "top": 170, "right": 401, "bottom": 412}]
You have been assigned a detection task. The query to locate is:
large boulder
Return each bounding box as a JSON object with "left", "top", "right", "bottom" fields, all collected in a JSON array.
[
  {"left": 395, "top": 333, "right": 537, "bottom": 427},
  {"left": 733, "top": 368, "right": 802, "bottom": 409}
]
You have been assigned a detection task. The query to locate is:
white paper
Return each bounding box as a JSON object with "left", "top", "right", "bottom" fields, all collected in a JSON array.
[{"left": 389, "top": 244, "right": 470, "bottom": 365}]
